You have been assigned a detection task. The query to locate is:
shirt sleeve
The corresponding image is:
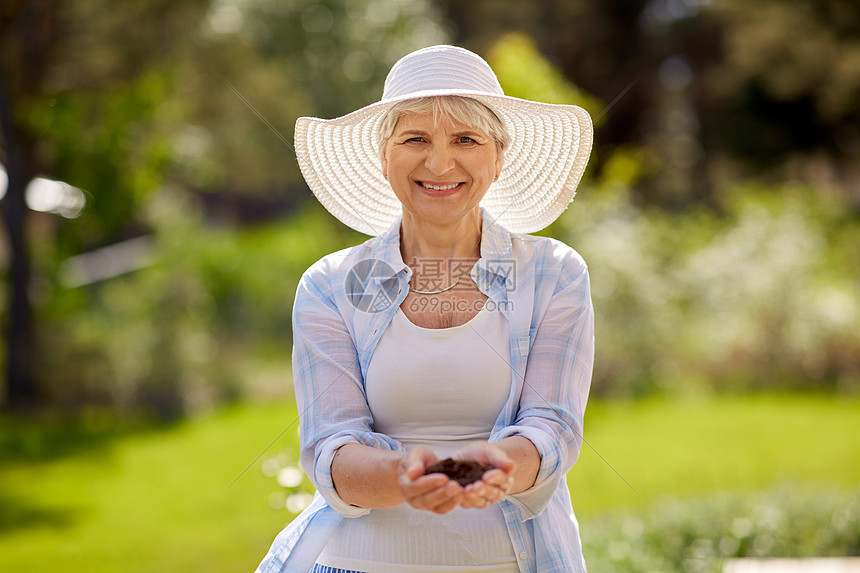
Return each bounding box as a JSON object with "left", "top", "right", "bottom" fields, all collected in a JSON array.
[
  {"left": 493, "top": 248, "right": 594, "bottom": 519},
  {"left": 291, "top": 263, "right": 403, "bottom": 518}
]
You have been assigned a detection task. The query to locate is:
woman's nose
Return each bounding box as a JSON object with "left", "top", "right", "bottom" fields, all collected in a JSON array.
[{"left": 424, "top": 143, "right": 455, "bottom": 175}]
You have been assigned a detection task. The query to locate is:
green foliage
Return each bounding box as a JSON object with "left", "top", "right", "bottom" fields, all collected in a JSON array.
[
  {"left": 557, "top": 180, "right": 860, "bottom": 396},
  {"left": 581, "top": 484, "right": 860, "bottom": 573},
  {"left": 179, "top": 0, "right": 450, "bottom": 193},
  {"left": 5, "top": 0, "right": 450, "bottom": 412},
  {"left": 233, "top": 0, "right": 449, "bottom": 118},
  {"left": 714, "top": 0, "right": 860, "bottom": 121},
  {"left": 36, "top": 193, "right": 361, "bottom": 417},
  {"left": 23, "top": 70, "right": 177, "bottom": 253},
  {"left": 34, "top": 176, "right": 859, "bottom": 412},
  {"left": 483, "top": 26, "right": 859, "bottom": 396},
  {"left": 488, "top": 32, "right": 602, "bottom": 117},
  {"left": 11, "top": 3, "right": 859, "bottom": 414}
]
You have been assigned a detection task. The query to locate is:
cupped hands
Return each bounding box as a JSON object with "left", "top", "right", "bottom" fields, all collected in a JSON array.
[{"left": 397, "top": 443, "right": 515, "bottom": 514}]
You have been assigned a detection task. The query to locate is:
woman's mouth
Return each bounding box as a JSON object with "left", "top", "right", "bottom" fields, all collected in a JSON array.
[{"left": 418, "top": 181, "right": 463, "bottom": 192}]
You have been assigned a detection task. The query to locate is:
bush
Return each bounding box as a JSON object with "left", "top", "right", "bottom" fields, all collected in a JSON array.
[
  {"left": 35, "top": 191, "right": 361, "bottom": 418},
  {"left": 558, "top": 180, "right": 860, "bottom": 397},
  {"left": 581, "top": 484, "right": 860, "bottom": 573}
]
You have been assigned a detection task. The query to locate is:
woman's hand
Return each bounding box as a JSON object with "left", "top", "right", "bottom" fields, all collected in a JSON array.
[
  {"left": 397, "top": 447, "right": 464, "bottom": 514},
  {"left": 453, "top": 442, "right": 515, "bottom": 509}
]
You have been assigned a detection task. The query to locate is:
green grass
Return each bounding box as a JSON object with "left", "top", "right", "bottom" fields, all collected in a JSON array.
[
  {"left": 568, "top": 394, "right": 860, "bottom": 517},
  {"left": 0, "top": 402, "right": 300, "bottom": 573},
  {"left": 0, "top": 394, "right": 858, "bottom": 572}
]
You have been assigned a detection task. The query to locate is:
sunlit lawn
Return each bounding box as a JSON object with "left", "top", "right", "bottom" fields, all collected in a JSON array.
[
  {"left": 0, "top": 394, "right": 857, "bottom": 572},
  {"left": 0, "top": 403, "right": 295, "bottom": 573},
  {"left": 568, "top": 394, "right": 860, "bottom": 518}
]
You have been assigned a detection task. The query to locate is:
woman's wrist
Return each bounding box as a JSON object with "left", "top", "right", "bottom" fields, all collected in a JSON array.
[
  {"left": 331, "top": 444, "right": 407, "bottom": 509},
  {"left": 494, "top": 436, "right": 540, "bottom": 494}
]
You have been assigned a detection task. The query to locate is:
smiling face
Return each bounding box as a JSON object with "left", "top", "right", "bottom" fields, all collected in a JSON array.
[{"left": 381, "top": 112, "right": 503, "bottom": 228}]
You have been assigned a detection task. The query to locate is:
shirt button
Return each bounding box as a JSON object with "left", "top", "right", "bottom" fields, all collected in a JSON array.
[{"left": 519, "top": 551, "right": 528, "bottom": 560}]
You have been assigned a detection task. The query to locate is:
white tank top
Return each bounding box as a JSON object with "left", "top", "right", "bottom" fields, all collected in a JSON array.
[{"left": 317, "top": 304, "right": 518, "bottom": 572}]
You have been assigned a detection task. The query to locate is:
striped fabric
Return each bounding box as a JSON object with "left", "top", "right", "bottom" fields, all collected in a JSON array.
[{"left": 311, "top": 565, "right": 363, "bottom": 573}]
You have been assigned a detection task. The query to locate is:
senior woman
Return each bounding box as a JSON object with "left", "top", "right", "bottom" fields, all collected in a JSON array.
[{"left": 256, "top": 45, "right": 594, "bottom": 572}]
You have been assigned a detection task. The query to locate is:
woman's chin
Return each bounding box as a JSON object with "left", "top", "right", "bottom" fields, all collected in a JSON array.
[{"left": 403, "top": 203, "right": 483, "bottom": 228}]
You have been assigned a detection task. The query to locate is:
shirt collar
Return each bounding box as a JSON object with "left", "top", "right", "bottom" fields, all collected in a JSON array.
[
  {"left": 370, "top": 207, "right": 514, "bottom": 284},
  {"left": 473, "top": 211, "right": 516, "bottom": 295},
  {"left": 478, "top": 208, "right": 513, "bottom": 258},
  {"left": 370, "top": 215, "right": 408, "bottom": 275}
]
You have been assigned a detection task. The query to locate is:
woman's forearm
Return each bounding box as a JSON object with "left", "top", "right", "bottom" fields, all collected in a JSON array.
[
  {"left": 331, "top": 443, "right": 406, "bottom": 508},
  {"left": 495, "top": 435, "right": 540, "bottom": 494}
]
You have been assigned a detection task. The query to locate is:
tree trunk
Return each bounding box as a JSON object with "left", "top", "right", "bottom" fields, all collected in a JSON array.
[
  {"left": 0, "top": 84, "right": 37, "bottom": 410},
  {"left": 0, "top": 0, "right": 59, "bottom": 410}
]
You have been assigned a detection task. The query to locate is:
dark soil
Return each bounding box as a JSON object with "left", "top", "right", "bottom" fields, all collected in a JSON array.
[{"left": 425, "top": 458, "right": 489, "bottom": 486}]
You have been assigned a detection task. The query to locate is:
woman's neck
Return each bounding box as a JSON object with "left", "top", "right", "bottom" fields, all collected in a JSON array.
[{"left": 399, "top": 210, "right": 483, "bottom": 261}]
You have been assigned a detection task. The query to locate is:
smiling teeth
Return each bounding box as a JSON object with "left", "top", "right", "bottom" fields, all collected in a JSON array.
[{"left": 421, "top": 182, "right": 459, "bottom": 190}]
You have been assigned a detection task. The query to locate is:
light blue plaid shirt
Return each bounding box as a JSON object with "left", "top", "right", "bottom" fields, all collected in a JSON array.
[{"left": 256, "top": 212, "right": 594, "bottom": 573}]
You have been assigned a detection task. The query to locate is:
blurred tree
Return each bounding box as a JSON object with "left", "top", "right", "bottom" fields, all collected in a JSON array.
[
  {"left": 431, "top": 10, "right": 859, "bottom": 395},
  {"left": 435, "top": 0, "right": 860, "bottom": 205},
  {"left": 435, "top": 0, "right": 712, "bottom": 204},
  {"left": 1, "top": 0, "right": 212, "bottom": 412},
  {"left": 486, "top": 32, "right": 601, "bottom": 115},
  {"left": 183, "top": 0, "right": 448, "bottom": 195},
  {"left": 707, "top": 0, "right": 860, "bottom": 189},
  {"left": 1, "top": 0, "right": 449, "bottom": 414}
]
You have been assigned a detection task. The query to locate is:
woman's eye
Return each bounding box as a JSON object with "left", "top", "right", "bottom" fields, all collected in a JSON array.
[
  {"left": 405, "top": 137, "right": 425, "bottom": 143},
  {"left": 457, "top": 136, "right": 477, "bottom": 144}
]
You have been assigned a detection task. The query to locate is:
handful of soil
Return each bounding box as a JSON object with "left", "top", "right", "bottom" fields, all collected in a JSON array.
[{"left": 425, "top": 458, "right": 489, "bottom": 486}]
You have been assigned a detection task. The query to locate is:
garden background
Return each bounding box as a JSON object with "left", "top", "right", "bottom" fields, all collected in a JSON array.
[{"left": 1, "top": 1, "right": 858, "bottom": 572}]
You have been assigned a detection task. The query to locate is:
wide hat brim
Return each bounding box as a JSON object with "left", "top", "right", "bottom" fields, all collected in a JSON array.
[{"left": 295, "top": 60, "right": 593, "bottom": 236}]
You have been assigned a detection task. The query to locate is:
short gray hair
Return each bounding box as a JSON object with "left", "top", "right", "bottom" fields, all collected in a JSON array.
[{"left": 376, "top": 96, "right": 511, "bottom": 160}]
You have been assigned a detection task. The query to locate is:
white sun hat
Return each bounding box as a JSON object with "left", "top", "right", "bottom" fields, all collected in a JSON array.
[{"left": 294, "top": 45, "right": 593, "bottom": 236}]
